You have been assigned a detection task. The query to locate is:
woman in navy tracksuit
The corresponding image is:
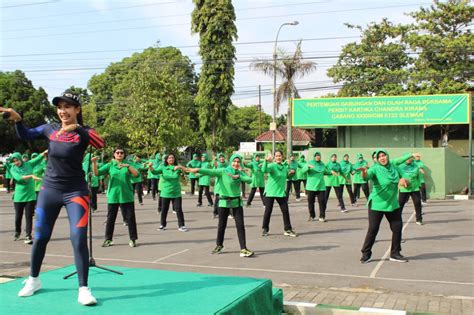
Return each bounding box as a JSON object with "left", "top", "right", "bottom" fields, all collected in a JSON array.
[{"left": 1, "top": 90, "right": 104, "bottom": 306}]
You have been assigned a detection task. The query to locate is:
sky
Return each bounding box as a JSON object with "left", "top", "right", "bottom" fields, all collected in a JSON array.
[{"left": 1, "top": 0, "right": 432, "bottom": 116}]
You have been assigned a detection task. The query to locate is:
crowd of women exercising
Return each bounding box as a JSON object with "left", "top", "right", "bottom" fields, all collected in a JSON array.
[
  {"left": 1, "top": 90, "right": 428, "bottom": 306},
  {"left": 3, "top": 146, "right": 428, "bottom": 262}
]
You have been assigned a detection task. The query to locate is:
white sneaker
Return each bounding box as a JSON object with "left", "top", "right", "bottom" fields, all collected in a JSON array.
[
  {"left": 18, "top": 276, "right": 41, "bottom": 297},
  {"left": 78, "top": 287, "right": 97, "bottom": 306},
  {"left": 178, "top": 226, "right": 188, "bottom": 232}
]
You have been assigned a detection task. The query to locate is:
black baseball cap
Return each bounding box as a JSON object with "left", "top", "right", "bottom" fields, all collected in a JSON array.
[{"left": 52, "top": 90, "right": 81, "bottom": 107}]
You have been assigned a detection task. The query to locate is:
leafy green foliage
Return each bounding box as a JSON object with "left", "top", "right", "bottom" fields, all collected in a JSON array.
[
  {"left": 222, "top": 105, "right": 272, "bottom": 150},
  {"left": 0, "top": 70, "right": 55, "bottom": 153},
  {"left": 327, "top": 0, "right": 473, "bottom": 96},
  {"left": 191, "top": 0, "right": 238, "bottom": 151},
  {"left": 87, "top": 47, "right": 198, "bottom": 154}
]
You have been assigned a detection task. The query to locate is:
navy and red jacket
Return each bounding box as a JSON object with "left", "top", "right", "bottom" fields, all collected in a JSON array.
[{"left": 15, "top": 122, "right": 105, "bottom": 191}]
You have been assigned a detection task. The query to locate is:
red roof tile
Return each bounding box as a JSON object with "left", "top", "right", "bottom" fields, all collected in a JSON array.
[{"left": 255, "top": 126, "right": 314, "bottom": 142}]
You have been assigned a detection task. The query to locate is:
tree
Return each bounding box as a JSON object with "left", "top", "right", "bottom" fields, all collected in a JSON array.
[
  {"left": 222, "top": 105, "right": 272, "bottom": 150},
  {"left": 87, "top": 47, "right": 198, "bottom": 153},
  {"left": 404, "top": 0, "right": 473, "bottom": 94},
  {"left": 326, "top": 0, "right": 473, "bottom": 144},
  {"left": 251, "top": 41, "right": 317, "bottom": 157},
  {"left": 327, "top": 1, "right": 472, "bottom": 96},
  {"left": 326, "top": 19, "right": 410, "bottom": 97},
  {"left": 0, "top": 70, "right": 55, "bottom": 153},
  {"left": 191, "top": 0, "right": 238, "bottom": 152}
]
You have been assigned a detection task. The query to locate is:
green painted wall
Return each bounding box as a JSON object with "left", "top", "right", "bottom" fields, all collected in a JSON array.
[
  {"left": 304, "top": 148, "right": 468, "bottom": 199},
  {"left": 337, "top": 125, "right": 424, "bottom": 148}
]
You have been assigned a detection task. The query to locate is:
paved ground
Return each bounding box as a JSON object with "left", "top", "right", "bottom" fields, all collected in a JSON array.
[{"left": 0, "top": 191, "right": 473, "bottom": 314}]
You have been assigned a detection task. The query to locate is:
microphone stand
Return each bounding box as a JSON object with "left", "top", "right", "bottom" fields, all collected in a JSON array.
[{"left": 64, "top": 146, "right": 123, "bottom": 279}]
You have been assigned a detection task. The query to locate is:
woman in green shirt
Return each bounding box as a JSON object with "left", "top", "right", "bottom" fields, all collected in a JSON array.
[
  {"left": 82, "top": 153, "right": 100, "bottom": 212},
  {"left": 261, "top": 150, "right": 297, "bottom": 237},
  {"left": 339, "top": 154, "right": 356, "bottom": 206},
  {"left": 9, "top": 151, "right": 46, "bottom": 244},
  {"left": 285, "top": 154, "right": 300, "bottom": 202},
  {"left": 149, "top": 154, "right": 188, "bottom": 231},
  {"left": 302, "top": 152, "right": 331, "bottom": 222},
  {"left": 324, "top": 154, "right": 347, "bottom": 212},
  {"left": 414, "top": 155, "right": 427, "bottom": 204},
  {"left": 31, "top": 152, "right": 47, "bottom": 200},
  {"left": 188, "top": 154, "right": 254, "bottom": 257},
  {"left": 296, "top": 155, "right": 308, "bottom": 194},
  {"left": 359, "top": 149, "right": 418, "bottom": 264},
  {"left": 398, "top": 157, "right": 423, "bottom": 225},
  {"left": 186, "top": 153, "right": 201, "bottom": 195},
  {"left": 197, "top": 153, "right": 214, "bottom": 207},
  {"left": 353, "top": 154, "right": 370, "bottom": 202},
  {"left": 147, "top": 153, "right": 161, "bottom": 201},
  {"left": 4, "top": 156, "right": 14, "bottom": 193},
  {"left": 93, "top": 147, "right": 139, "bottom": 248},
  {"left": 244, "top": 153, "right": 266, "bottom": 207},
  {"left": 213, "top": 153, "right": 228, "bottom": 218}
]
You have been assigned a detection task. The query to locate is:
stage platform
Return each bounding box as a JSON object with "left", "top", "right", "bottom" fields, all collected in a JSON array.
[{"left": 0, "top": 265, "right": 283, "bottom": 314}]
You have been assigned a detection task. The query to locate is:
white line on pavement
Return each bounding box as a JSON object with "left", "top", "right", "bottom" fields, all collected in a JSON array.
[
  {"left": 153, "top": 249, "right": 189, "bottom": 262},
  {"left": 1, "top": 250, "right": 473, "bottom": 287},
  {"left": 369, "top": 212, "right": 415, "bottom": 278}
]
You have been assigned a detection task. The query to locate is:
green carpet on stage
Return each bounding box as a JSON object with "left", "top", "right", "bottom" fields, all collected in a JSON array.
[{"left": 0, "top": 265, "right": 283, "bottom": 315}]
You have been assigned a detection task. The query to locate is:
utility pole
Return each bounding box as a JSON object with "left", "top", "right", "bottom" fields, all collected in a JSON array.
[{"left": 258, "top": 84, "right": 262, "bottom": 135}]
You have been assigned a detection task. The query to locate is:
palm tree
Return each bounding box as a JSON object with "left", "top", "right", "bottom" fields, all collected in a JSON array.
[{"left": 251, "top": 40, "right": 316, "bottom": 156}]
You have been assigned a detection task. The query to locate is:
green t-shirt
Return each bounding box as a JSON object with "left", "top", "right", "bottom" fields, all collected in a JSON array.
[
  {"left": 366, "top": 153, "right": 412, "bottom": 211},
  {"left": 296, "top": 158, "right": 308, "bottom": 180},
  {"left": 186, "top": 159, "right": 201, "bottom": 179},
  {"left": 286, "top": 160, "right": 299, "bottom": 181},
  {"left": 10, "top": 154, "right": 44, "bottom": 202},
  {"left": 353, "top": 159, "right": 369, "bottom": 184},
  {"left": 82, "top": 154, "right": 100, "bottom": 188},
  {"left": 244, "top": 160, "right": 265, "bottom": 188},
  {"left": 398, "top": 162, "right": 421, "bottom": 193},
  {"left": 129, "top": 160, "right": 148, "bottom": 184},
  {"left": 339, "top": 160, "right": 354, "bottom": 185},
  {"left": 213, "top": 160, "right": 229, "bottom": 195},
  {"left": 147, "top": 158, "right": 162, "bottom": 180},
  {"left": 302, "top": 161, "right": 331, "bottom": 191},
  {"left": 262, "top": 161, "right": 289, "bottom": 197},
  {"left": 198, "top": 161, "right": 212, "bottom": 186},
  {"left": 414, "top": 160, "right": 425, "bottom": 184},
  {"left": 198, "top": 167, "right": 252, "bottom": 208},
  {"left": 151, "top": 165, "right": 183, "bottom": 198},
  {"left": 33, "top": 159, "right": 47, "bottom": 192},
  {"left": 98, "top": 160, "right": 136, "bottom": 204},
  {"left": 324, "top": 161, "right": 341, "bottom": 187}
]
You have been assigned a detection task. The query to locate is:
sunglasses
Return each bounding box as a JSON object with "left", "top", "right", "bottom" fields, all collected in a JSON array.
[{"left": 115, "top": 151, "right": 124, "bottom": 155}]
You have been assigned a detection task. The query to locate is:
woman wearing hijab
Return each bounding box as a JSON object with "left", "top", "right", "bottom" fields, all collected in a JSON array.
[
  {"left": 261, "top": 150, "right": 297, "bottom": 237},
  {"left": 149, "top": 153, "right": 188, "bottom": 231},
  {"left": 414, "top": 155, "right": 427, "bottom": 205},
  {"left": 324, "top": 154, "right": 347, "bottom": 212},
  {"left": 4, "top": 155, "right": 15, "bottom": 193},
  {"left": 213, "top": 153, "right": 228, "bottom": 218},
  {"left": 2, "top": 90, "right": 105, "bottom": 305},
  {"left": 188, "top": 154, "right": 254, "bottom": 257},
  {"left": 9, "top": 151, "right": 46, "bottom": 244},
  {"left": 302, "top": 152, "right": 331, "bottom": 222},
  {"left": 353, "top": 154, "right": 370, "bottom": 202},
  {"left": 31, "top": 152, "right": 47, "bottom": 200},
  {"left": 296, "top": 154, "right": 308, "bottom": 195},
  {"left": 285, "top": 154, "right": 300, "bottom": 202},
  {"left": 359, "top": 150, "right": 419, "bottom": 264},
  {"left": 82, "top": 153, "right": 100, "bottom": 212},
  {"left": 147, "top": 153, "right": 161, "bottom": 201},
  {"left": 128, "top": 155, "right": 148, "bottom": 206},
  {"left": 93, "top": 147, "right": 139, "bottom": 249},
  {"left": 186, "top": 153, "right": 201, "bottom": 195},
  {"left": 197, "top": 153, "right": 214, "bottom": 207},
  {"left": 244, "top": 153, "right": 266, "bottom": 207},
  {"left": 339, "top": 154, "right": 356, "bottom": 207},
  {"left": 398, "top": 156, "right": 423, "bottom": 225}
]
